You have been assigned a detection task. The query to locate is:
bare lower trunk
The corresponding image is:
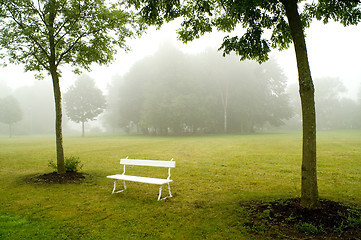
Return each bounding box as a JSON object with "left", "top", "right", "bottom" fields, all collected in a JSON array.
[
  {"left": 9, "top": 123, "right": 12, "bottom": 138},
  {"left": 51, "top": 69, "right": 66, "bottom": 174},
  {"left": 221, "top": 81, "right": 229, "bottom": 133},
  {"left": 282, "top": 0, "right": 319, "bottom": 208},
  {"left": 82, "top": 121, "right": 85, "bottom": 137}
]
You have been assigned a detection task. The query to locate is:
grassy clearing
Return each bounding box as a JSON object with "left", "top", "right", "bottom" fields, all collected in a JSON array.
[{"left": 0, "top": 131, "right": 360, "bottom": 239}]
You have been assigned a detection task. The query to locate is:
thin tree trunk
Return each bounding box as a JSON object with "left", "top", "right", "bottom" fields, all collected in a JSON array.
[
  {"left": 282, "top": 0, "right": 320, "bottom": 208},
  {"left": 9, "top": 123, "right": 12, "bottom": 138},
  {"left": 82, "top": 121, "right": 85, "bottom": 137},
  {"left": 49, "top": 0, "right": 66, "bottom": 174},
  {"left": 51, "top": 68, "right": 66, "bottom": 174},
  {"left": 221, "top": 81, "right": 229, "bottom": 133}
]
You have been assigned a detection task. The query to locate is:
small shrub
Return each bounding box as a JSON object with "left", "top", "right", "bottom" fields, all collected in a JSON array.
[{"left": 48, "top": 156, "right": 83, "bottom": 172}]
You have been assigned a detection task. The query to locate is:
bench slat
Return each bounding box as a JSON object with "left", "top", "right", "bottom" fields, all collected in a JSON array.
[
  {"left": 120, "top": 159, "right": 175, "bottom": 168},
  {"left": 107, "top": 174, "right": 173, "bottom": 185}
]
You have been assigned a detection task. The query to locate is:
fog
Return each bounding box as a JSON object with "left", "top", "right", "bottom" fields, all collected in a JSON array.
[{"left": 0, "top": 20, "right": 361, "bottom": 136}]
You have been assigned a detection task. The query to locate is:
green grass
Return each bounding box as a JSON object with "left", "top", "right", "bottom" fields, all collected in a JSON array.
[{"left": 0, "top": 130, "right": 360, "bottom": 239}]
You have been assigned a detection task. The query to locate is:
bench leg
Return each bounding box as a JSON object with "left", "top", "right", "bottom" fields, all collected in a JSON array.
[
  {"left": 112, "top": 180, "right": 126, "bottom": 194},
  {"left": 158, "top": 185, "right": 163, "bottom": 200},
  {"left": 167, "top": 183, "right": 172, "bottom": 198},
  {"left": 157, "top": 183, "right": 173, "bottom": 200}
]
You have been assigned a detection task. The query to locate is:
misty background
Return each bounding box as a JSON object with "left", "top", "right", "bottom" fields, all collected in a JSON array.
[{"left": 0, "top": 20, "right": 360, "bottom": 136}]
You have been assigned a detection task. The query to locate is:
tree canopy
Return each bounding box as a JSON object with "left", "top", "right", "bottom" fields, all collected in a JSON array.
[{"left": 0, "top": 0, "right": 141, "bottom": 76}]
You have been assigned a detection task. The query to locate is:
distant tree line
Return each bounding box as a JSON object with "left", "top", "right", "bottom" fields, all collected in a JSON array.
[
  {"left": 104, "top": 45, "right": 293, "bottom": 135},
  {"left": 1, "top": 49, "right": 361, "bottom": 137}
]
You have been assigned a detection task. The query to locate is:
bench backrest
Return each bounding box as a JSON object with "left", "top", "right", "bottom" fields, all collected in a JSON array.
[
  {"left": 120, "top": 158, "right": 175, "bottom": 168},
  {"left": 120, "top": 157, "right": 175, "bottom": 180}
]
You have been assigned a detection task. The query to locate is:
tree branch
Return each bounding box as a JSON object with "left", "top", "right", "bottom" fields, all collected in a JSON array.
[{"left": 4, "top": 4, "right": 50, "bottom": 61}]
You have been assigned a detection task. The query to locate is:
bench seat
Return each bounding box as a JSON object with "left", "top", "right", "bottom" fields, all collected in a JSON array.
[{"left": 107, "top": 174, "right": 173, "bottom": 185}]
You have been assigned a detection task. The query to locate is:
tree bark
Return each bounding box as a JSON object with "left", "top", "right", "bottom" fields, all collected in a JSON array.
[
  {"left": 50, "top": 67, "right": 66, "bottom": 174},
  {"left": 49, "top": 0, "right": 66, "bottom": 174},
  {"left": 282, "top": 0, "right": 320, "bottom": 208}
]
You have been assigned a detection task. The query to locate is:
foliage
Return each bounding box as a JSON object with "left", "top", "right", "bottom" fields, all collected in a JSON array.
[
  {"left": 127, "top": 0, "right": 361, "bottom": 60},
  {"left": 0, "top": 0, "right": 142, "bottom": 75},
  {"left": 48, "top": 155, "right": 82, "bottom": 173},
  {"left": 64, "top": 75, "right": 106, "bottom": 136},
  {"left": 105, "top": 45, "right": 292, "bottom": 135}
]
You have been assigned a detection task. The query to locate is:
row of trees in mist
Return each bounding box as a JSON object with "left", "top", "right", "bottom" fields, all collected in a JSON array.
[
  {"left": 2, "top": 47, "right": 361, "bottom": 137},
  {"left": 104, "top": 45, "right": 293, "bottom": 135},
  {"left": 1, "top": 46, "right": 361, "bottom": 137}
]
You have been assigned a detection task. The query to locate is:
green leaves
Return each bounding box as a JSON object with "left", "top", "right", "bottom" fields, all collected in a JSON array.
[
  {"left": 305, "top": 0, "right": 361, "bottom": 26},
  {"left": 220, "top": 28, "right": 271, "bottom": 64},
  {"left": 0, "top": 0, "right": 143, "bottom": 75},
  {"left": 128, "top": 0, "right": 360, "bottom": 63}
]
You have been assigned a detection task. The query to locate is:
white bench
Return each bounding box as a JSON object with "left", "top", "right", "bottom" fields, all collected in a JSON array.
[{"left": 107, "top": 157, "right": 175, "bottom": 200}]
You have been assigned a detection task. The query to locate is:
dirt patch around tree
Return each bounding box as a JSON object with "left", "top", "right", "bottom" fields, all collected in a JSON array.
[
  {"left": 25, "top": 172, "right": 86, "bottom": 184},
  {"left": 241, "top": 198, "right": 361, "bottom": 239}
]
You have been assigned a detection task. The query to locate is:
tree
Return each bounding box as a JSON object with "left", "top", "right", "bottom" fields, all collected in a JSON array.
[
  {"left": 0, "top": 0, "right": 141, "bottom": 174},
  {"left": 64, "top": 75, "right": 106, "bottom": 137},
  {"left": 127, "top": 0, "right": 361, "bottom": 208},
  {"left": 0, "top": 95, "right": 22, "bottom": 137},
  {"left": 354, "top": 83, "right": 361, "bottom": 129}
]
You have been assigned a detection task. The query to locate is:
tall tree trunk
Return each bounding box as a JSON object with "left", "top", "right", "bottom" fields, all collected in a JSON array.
[
  {"left": 282, "top": 0, "right": 320, "bottom": 208},
  {"left": 221, "top": 81, "right": 229, "bottom": 133},
  {"left": 49, "top": 0, "right": 66, "bottom": 174},
  {"left": 82, "top": 121, "right": 85, "bottom": 137},
  {"left": 9, "top": 123, "right": 12, "bottom": 138}
]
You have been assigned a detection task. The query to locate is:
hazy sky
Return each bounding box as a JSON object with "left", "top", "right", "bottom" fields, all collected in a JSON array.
[{"left": 1, "top": 19, "right": 360, "bottom": 98}]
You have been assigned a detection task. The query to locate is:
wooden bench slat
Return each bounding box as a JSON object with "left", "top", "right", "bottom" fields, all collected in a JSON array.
[{"left": 120, "top": 159, "right": 175, "bottom": 168}]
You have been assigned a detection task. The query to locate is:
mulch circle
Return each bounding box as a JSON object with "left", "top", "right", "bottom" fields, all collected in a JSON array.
[
  {"left": 25, "top": 171, "right": 86, "bottom": 184},
  {"left": 241, "top": 197, "right": 361, "bottom": 239}
]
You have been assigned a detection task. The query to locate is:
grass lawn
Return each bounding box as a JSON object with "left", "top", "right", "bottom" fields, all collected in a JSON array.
[{"left": 0, "top": 131, "right": 360, "bottom": 239}]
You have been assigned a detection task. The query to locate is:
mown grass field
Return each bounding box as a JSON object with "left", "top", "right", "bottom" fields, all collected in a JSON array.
[{"left": 0, "top": 131, "right": 360, "bottom": 239}]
